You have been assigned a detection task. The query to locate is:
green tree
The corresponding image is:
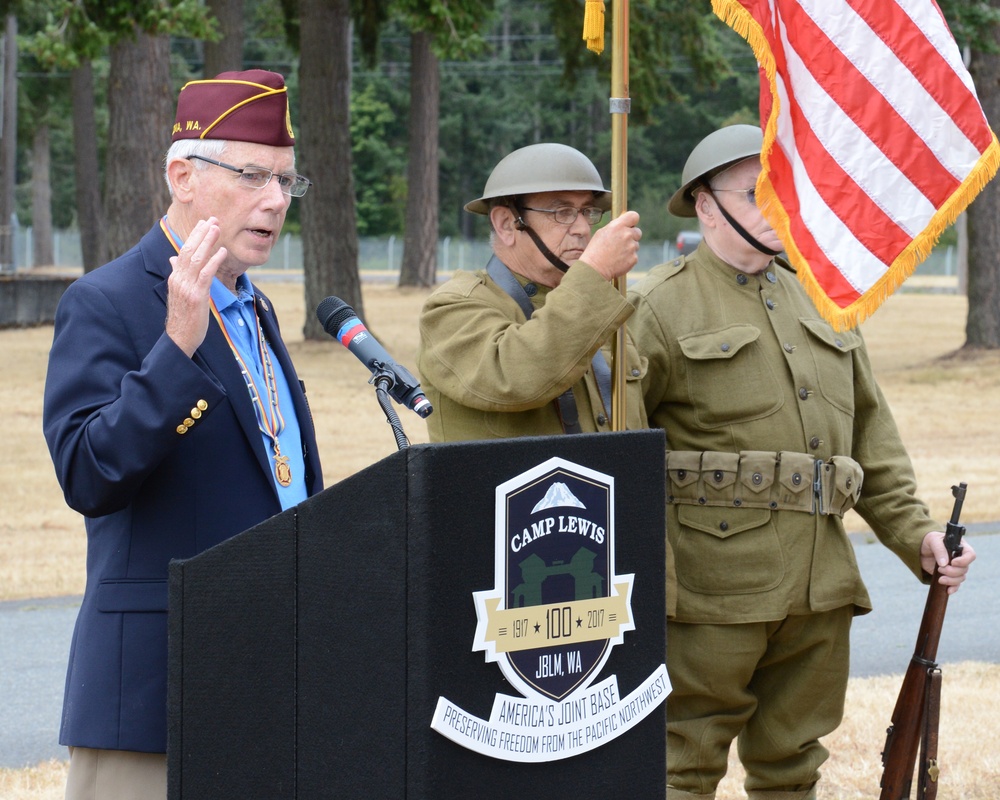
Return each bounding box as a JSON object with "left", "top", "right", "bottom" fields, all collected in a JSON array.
[
  {"left": 298, "top": 0, "right": 365, "bottom": 336},
  {"left": 0, "top": 12, "right": 17, "bottom": 271},
  {"left": 959, "top": 0, "right": 1000, "bottom": 349},
  {"left": 25, "top": 0, "right": 218, "bottom": 260},
  {"left": 351, "top": 79, "right": 407, "bottom": 235},
  {"left": 391, "top": 0, "right": 494, "bottom": 288}
]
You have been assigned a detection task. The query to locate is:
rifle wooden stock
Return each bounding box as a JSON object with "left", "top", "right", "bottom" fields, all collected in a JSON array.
[
  {"left": 878, "top": 567, "right": 950, "bottom": 799},
  {"left": 878, "top": 483, "right": 967, "bottom": 800}
]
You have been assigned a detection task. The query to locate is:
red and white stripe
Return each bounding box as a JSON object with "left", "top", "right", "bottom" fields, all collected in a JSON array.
[{"left": 714, "top": 0, "right": 999, "bottom": 327}]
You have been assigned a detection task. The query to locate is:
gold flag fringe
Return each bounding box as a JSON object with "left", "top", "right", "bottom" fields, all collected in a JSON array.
[
  {"left": 711, "top": 0, "right": 1000, "bottom": 331},
  {"left": 583, "top": 0, "right": 606, "bottom": 54}
]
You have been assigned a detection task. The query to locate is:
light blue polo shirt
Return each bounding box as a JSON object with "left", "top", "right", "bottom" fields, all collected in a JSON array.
[{"left": 210, "top": 274, "right": 308, "bottom": 509}]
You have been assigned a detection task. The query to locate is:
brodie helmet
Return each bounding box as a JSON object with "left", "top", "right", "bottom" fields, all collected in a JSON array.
[
  {"left": 464, "top": 143, "right": 611, "bottom": 215},
  {"left": 668, "top": 124, "right": 763, "bottom": 218}
]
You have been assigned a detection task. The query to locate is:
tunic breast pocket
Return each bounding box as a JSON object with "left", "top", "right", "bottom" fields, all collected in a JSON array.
[
  {"left": 800, "top": 319, "right": 862, "bottom": 416},
  {"left": 678, "top": 324, "right": 783, "bottom": 428}
]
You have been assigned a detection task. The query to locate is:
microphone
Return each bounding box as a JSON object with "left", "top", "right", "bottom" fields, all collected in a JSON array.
[{"left": 316, "top": 296, "right": 433, "bottom": 418}]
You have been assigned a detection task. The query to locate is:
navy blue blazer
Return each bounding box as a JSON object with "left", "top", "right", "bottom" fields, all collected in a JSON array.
[{"left": 43, "top": 223, "right": 323, "bottom": 753}]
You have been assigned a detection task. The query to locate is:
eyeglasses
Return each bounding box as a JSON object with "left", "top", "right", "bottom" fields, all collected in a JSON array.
[
  {"left": 520, "top": 205, "right": 606, "bottom": 225},
  {"left": 709, "top": 186, "right": 757, "bottom": 206},
  {"left": 187, "top": 155, "right": 313, "bottom": 197}
]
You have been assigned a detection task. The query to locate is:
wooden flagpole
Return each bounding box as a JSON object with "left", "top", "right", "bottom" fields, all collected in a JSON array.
[
  {"left": 609, "top": 0, "right": 629, "bottom": 431},
  {"left": 584, "top": 0, "right": 629, "bottom": 431}
]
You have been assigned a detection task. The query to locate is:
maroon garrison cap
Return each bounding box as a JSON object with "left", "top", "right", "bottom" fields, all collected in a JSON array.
[{"left": 171, "top": 69, "right": 295, "bottom": 146}]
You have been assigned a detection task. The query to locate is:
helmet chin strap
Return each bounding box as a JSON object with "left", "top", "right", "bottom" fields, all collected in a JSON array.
[
  {"left": 513, "top": 206, "right": 571, "bottom": 273},
  {"left": 708, "top": 190, "right": 782, "bottom": 257}
]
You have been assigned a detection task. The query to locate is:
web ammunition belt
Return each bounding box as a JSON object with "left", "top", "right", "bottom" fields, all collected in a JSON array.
[{"left": 665, "top": 450, "right": 863, "bottom": 517}]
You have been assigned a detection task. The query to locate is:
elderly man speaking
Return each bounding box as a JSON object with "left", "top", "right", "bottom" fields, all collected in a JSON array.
[{"left": 43, "top": 70, "right": 323, "bottom": 799}]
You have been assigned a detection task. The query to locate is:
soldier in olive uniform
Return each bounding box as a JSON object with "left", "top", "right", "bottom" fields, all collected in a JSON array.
[
  {"left": 628, "top": 125, "right": 976, "bottom": 800},
  {"left": 417, "top": 143, "right": 646, "bottom": 441}
]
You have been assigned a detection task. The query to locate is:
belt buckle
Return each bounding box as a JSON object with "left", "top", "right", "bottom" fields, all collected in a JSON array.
[{"left": 813, "top": 459, "right": 825, "bottom": 516}]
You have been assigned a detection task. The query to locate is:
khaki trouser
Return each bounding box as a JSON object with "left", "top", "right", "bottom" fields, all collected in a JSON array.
[
  {"left": 667, "top": 788, "right": 817, "bottom": 800},
  {"left": 65, "top": 747, "right": 166, "bottom": 800},
  {"left": 666, "top": 606, "right": 853, "bottom": 797}
]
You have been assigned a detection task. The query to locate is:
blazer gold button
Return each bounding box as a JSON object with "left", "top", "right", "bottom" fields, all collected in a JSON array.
[
  {"left": 191, "top": 408, "right": 202, "bottom": 419},
  {"left": 197, "top": 399, "right": 209, "bottom": 411},
  {"left": 176, "top": 425, "right": 188, "bottom": 435},
  {"left": 184, "top": 418, "right": 195, "bottom": 427}
]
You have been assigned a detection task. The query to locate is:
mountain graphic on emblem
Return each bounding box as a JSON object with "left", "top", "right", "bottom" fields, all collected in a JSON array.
[{"left": 531, "top": 481, "right": 587, "bottom": 513}]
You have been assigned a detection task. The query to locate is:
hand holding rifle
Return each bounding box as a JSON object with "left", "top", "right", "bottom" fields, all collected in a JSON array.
[{"left": 879, "top": 483, "right": 978, "bottom": 799}]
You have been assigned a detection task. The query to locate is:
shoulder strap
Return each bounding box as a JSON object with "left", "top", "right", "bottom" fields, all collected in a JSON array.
[{"left": 485, "top": 256, "right": 587, "bottom": 434}]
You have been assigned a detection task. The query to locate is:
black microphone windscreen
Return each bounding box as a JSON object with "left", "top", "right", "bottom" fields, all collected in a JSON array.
[{"left": 316, "top": 296, "right": 354, "bottom": 335}]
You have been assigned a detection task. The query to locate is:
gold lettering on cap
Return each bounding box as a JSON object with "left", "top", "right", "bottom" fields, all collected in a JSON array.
[{"left": 185, "top": 121, "right": 202, "bottom": 131}]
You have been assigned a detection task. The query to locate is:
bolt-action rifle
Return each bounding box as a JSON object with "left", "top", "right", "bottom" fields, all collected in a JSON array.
[{"left": 879, "top": 482, "right": 967, "bottom": 800}]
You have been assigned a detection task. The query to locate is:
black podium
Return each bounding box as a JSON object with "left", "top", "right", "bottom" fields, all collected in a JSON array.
[{"left": 168, "top": 429, "right": 666, "bottom": 798}]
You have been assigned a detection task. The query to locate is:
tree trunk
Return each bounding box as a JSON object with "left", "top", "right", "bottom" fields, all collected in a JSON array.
[
  {"left": 0, "top": 15, "right": 17, "bottom": 272},
  {"left": 203, "top": 0, "right": 245, "bottom": 77},
  {"left": 299, "top": 0, "right": 362, "bottom": 340},
  {"left": 399, "top": 30, "right": 439, "bottom": 288},
  {"left": 71, "top": 62, "right": 107, "bottom": 272},
  {"left": 956, "top": 210, "right": 968, "bottom": 296},
  {"left": 31, "top": 123, "right": 54, "bottom": 267},
  {"left": 966, "top": 28, "right": 1000, "bottom": 349},
  {"left": 104, "top": 31, "right": 172, "bottom": 260}
]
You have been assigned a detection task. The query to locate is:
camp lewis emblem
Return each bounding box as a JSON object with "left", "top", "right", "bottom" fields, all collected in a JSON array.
[{"left": 431, "top": 457, "right": 668, "bottom": 762}]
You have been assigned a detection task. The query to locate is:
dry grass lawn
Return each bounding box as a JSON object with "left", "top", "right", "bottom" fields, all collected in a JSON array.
[{"left": 2, "top": 277, "right": 999, "bottom": 798}]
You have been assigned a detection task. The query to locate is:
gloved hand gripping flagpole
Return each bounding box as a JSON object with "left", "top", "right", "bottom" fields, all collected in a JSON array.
[{"left": 585, "top": 0, "right": 630, "bottom": 431}]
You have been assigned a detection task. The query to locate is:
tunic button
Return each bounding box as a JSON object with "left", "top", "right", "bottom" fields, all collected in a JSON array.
[
  {"left": 752, "top": 472, "right": 763, "bottom": 485},
  {"left": 596, "top": 414, "right": 607, "bottom": 425},
  {"left": 677, "top": 469, "right": 687, "bottom": 480},
  {"left": 721, "top": 343, "right": 730, "bottom": 352},
  {"left": 783, "top": 343, "right": 794, "bottom": 353},
  {"left": 733, "top": 498, "right": 743, "bottom": 507},
  {"left": 766, "top": 299, "right": 775, "bottom": 310},
  {"left": 846, "top": 478, "right": 853, "bottom": 489},
  {"left": 713, "top": 470, "right": 724, "bottom": 483},
  {"left": 835, "top": 339, "right": 844, "bottom": 348},
  {"left": 792, "top": 472, "right": 802, "bottom": 486},
  {"left": 719, "top": 521, "right": 729, "bottom": 532},
  {"left": 698, "top": 497, "right": 707, "bottom": 505},
  {"left": 766, "top": 271, "right": 777, "bottom": 283},
  {"left": 631, "top": 368, "right": 640, "bottom": 377},
  {"left": 737, "top": 273, "right": 749, "bottom": 285},
  {"left": 524, "top": 283, "right": 538, "bottom": 297},
  {"left": 810, "top": 436, "right": 821, "bottom": 449},
  {"left": 799, "top": 387, "right": 810, "bottom": 400}
]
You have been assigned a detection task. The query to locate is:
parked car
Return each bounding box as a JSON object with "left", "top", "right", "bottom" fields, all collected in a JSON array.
[{"left": 676, "top": 230, "right": 703, "bottom": 256}]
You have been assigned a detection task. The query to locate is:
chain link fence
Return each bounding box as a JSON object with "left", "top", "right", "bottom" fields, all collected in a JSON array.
[{"left": 3, "top": 224, "right": 961, "bottom": 282}]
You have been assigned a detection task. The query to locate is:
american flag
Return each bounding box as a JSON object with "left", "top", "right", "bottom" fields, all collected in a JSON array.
[{"left": 713, "top": 0, "right": 1000, "bottom": 330}]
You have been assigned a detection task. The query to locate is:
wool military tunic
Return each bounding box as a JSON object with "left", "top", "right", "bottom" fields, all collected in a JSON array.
[
  {"left": 628, "top": 244, "right": 939, "bottom": 624},
  {"left": 417, "top": 259, "right": 647, "bottom": 441}
]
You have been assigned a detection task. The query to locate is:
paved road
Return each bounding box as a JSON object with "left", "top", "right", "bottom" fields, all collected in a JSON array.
[{"left": 2, "top": 530, "right": 997, "bottom": 769}]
